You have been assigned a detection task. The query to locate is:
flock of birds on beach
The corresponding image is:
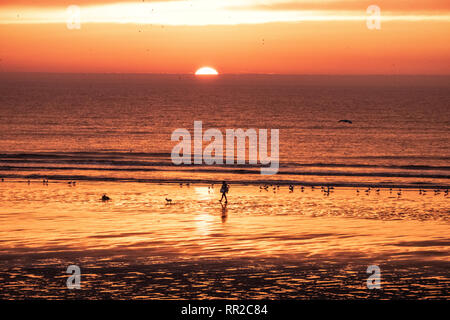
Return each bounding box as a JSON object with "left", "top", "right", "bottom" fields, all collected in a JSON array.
[
  {"left": 168, "top": 183, "right": 447, "bottom": 204},
  {"left": 257, "top": 183, "right": 449, "bottom": 199},
  {"left": 138, "top": 182, "right": 448, "bottom": 204},
  {"left": 0, "top": 178, "right": 448, "bottom": 203}
]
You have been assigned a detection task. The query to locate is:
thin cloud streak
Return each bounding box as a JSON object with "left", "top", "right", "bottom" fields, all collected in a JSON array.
[
  {"left": 1, "top": 1, "right": 450, "bottom": 25},
  {"left": 2, "top": 0, "right": 450, "bottom": 11},
  {"left": 0, "top": 0, "right": 171, "bottom": 6},
  {"left": 226, "top": 0, "right": 450, "bottom": 12}
]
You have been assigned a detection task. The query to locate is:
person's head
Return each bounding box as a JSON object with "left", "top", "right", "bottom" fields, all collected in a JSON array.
[{"left": 222, "top": 181, "right": 226, "bottom": 184}]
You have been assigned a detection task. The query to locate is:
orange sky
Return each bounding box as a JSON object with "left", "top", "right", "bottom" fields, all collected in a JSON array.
[{"left": 1, "top": 0, "right": 449, "bottom": 74}]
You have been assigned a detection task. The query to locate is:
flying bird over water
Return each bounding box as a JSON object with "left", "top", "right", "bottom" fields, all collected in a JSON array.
[{"left": 338, "top": 120, "right": 353, "bottom": 124}]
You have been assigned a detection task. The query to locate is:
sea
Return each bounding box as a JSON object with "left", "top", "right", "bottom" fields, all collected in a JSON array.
[
  {"left": 0, "top": 73, "right": 449, "bottom": 299},
  {"left": 0, "top": 73, "right": 449, "bottom": 188}
]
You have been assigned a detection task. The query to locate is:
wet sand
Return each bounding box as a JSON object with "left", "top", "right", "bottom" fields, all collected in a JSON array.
[{"left": 0, "top": 181, "right": 449, "bottom": 299}]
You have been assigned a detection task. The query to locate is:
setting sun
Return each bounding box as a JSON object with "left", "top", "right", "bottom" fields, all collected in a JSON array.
[{"left": 195, "top": 67, "right": 219, "bottom": 76}]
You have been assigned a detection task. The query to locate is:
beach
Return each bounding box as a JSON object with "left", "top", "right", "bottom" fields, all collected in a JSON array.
[{"left": 0, "top": 180, "right": 448, "bottom": 299}]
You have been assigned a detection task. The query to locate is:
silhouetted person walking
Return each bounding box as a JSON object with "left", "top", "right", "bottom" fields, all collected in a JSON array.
[{"left": 220, "top": 181, "right": 229, "bottom": 204}]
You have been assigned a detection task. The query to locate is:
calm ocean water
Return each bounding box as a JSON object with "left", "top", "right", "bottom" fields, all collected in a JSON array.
[{"left": 0, "top": 73, "right": 449, "bottom": 187}]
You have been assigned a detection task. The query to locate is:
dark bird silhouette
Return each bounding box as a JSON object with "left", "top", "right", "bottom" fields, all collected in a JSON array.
[
  {"left": 101, "top": 194, "right": 111, "bottom": 201},
  {"left": 165, "top": 198, "right": 173, "bottom": 204},
  {"left": 338, "top": 119, "right": 353, "bottom": 124}
]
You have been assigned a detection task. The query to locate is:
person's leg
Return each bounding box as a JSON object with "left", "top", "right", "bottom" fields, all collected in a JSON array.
[{"left": 224, "top": 193, "right": 227, "bottom": 203}]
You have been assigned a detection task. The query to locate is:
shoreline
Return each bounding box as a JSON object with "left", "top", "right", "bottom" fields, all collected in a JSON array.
[{"left": 1, "top": 176, "right": 449, "bottom": 190}]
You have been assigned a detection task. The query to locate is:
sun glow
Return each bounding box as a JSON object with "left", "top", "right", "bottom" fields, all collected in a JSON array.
[{"left": 195, "top": 67, "right": 219, "bottom": 76}]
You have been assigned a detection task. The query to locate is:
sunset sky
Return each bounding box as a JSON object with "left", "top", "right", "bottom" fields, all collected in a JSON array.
[{"left": 1, "top": 0, "right": 449, "bottom": 74}]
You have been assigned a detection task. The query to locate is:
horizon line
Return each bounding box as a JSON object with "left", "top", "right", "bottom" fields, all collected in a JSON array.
[{"left": 1, "top": 71, "right": 450, "bottom": 77}]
